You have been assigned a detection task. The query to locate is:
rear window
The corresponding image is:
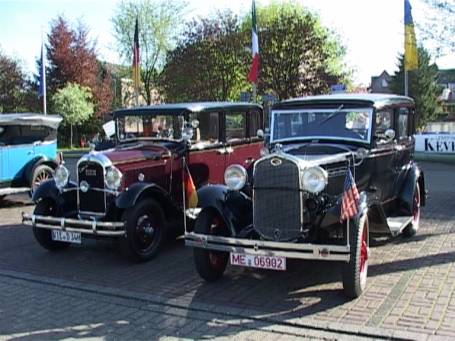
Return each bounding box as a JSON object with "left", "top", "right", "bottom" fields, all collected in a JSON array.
[{"left": 0, "top": 125, "right": 55, "bottom": 145}]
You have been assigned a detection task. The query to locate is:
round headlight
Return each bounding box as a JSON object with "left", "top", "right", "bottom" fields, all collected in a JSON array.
[
  {"left": 105, "top": 166, "right": 122, "bottom": 190},
  {"left": 224, "top": 164, "right": 247, "bottom": 191},
  {"left": 54, "top": 165, "right": 69, "bottom": 189},
  {"left": 302, "top": 167, "right": 328, "bottom": 194}
]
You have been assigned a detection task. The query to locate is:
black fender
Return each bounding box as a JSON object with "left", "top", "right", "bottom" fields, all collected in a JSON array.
[
  {"left": 115, "top": 182, "right": 178, "bottom": 220},
  {"left": 197, "top": 185, "right": 252, "bottom": 237},
  {"left": 32, "top": 179, "right": 78, "bottom": 211},
  {"left": 320, "top": 191, "right": 369, "bottom": 228},
  {"left": 26, "top": 156, "right": 59, "bottom": 185},
  {"left": 398, "top": 164, "right": 426, "bottom": 215}
]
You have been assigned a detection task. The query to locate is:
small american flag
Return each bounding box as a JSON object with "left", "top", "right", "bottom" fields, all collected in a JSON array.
[{"left": 340, "top": 169, "right": 360, "bottom": 222}]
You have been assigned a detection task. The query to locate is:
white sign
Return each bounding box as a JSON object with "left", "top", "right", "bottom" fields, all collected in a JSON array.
[
  {"left": 102, "top": 120, "right": 116, "bottom": 138},
  {"left": 415, "top": 134, "right": 455, "bottom": 153}
]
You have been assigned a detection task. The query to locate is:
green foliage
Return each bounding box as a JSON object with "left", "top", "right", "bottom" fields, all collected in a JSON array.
[
  {"left": 0, "top": 50, "right": 32, "bottom": 113},
  {"left": 53, "top": 83, "right": 95, "bottom": 148},
  {"left": 161, "top": 11, "right": 249, "bottom": 102},
  {"left": 248, "top": 1, "right": 349, "bottom": 99},
  {"left": 112, "top": 0, "right": 187, "bottom": 104},
  {"left": 161, "top": 2, "right": 350, "bottom": 102},
  {"left": 390, "top": 47, "right": 443, "bottom": 129},
  {"left": 53, "top": 83, "right": 94, "bottom": 126}
]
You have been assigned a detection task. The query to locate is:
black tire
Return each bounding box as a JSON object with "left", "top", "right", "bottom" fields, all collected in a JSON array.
[
  {"left": 31, "top": 165, "right": 54, "bottom": 193},
  {"left": 32, "top": 199, "right": 71, "bottom": 251},
  {"left": 193, "top": 209, "right": 229, "bottom": 282},
  {"left": 120, "top": 198, "right": 166, "bottom": 262},
  {"left": 342, "top": 213, "right": 369, "bottom": 299},
  {"left": 402, "top": 183, "right": 421, "bottom": 237}
]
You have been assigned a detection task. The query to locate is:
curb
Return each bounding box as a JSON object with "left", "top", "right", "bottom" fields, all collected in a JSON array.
[{"left": 0, "top": 269, "right": 432, "bottom": 341}]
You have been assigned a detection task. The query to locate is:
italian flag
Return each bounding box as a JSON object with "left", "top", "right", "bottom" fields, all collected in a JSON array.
[{"left": 247, "top": 0, "right": 260, "bottom": 83}]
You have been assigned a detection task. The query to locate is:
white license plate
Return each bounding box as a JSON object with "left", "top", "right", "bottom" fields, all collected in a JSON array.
[
  {"left": 51, "top": 230, "right": 81, "bottom": 244},
  {"left": 230, "top": 253, "right": 286, "bottom": 271}
]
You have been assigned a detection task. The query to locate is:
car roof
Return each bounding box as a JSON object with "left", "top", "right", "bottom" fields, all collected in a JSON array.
[
  {"left": 273, "top": 94, "right": 415, "bottom": 111},
  {"left": 113, "top": 102, "right": 262, "bottom": 118},
  {"left": 0, "top": 113, "right": 62, "bottom": 129}
]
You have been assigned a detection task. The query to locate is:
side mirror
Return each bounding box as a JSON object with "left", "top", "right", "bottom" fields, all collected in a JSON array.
[
  {"left": 256, "top": 129, "right": 264, "bottom": 139},
  {"left": 384, "top": 129, "right": 395, "bottom": 141}
]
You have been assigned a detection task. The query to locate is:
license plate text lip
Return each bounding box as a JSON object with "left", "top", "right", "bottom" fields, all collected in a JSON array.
[
  {"left": 51, "top": 230, "right": 82, "bottom": 244},
  {"left": 230, "top": 252, "right": 286, "bottom": 271}
]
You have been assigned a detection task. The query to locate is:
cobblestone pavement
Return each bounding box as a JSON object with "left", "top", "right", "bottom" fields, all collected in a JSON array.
[{"left": 0, "top": 161, "right": 454, "bottom": 340}]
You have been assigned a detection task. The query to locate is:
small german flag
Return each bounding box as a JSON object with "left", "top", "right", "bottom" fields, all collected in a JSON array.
[{"left": 184, "top": 163, "right": 198, "bottom": 209}]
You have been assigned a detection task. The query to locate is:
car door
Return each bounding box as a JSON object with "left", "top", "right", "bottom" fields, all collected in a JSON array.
[
  {"left": 223, "top": 110, "right": 263, "bottom": 171},
  {"left": 393, "top": 107, "right": 414, "bottom": 195},
  {"left": 371, "top": 109, "right": 396, "bottom": 202},
  {"left": 187, "top": 111, "right": 225, "bottom": 186}
]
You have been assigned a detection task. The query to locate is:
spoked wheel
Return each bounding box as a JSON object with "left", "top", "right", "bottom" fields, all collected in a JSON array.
[
  {"left": 31, "top": 165, "right": 54, "bottom": 193},
  {"left": 342, "top": 213, "right": 369, "bottom": 299},
  {"left": 121, "top": 198, "right": 165, "bottom": 262},
  {"left": 193, "top": 209, "right": 229, "bottom": 281},
  {"left": 403, "top": 183, "right": 421, "bottom": 237},
  {"left": 32, "top": 199, "right": 71, "bottom": 251}
]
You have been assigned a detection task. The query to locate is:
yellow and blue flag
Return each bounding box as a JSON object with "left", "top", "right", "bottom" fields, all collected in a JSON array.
[{"left": 404, "top": 0, "right": 418, "bottom": 71}]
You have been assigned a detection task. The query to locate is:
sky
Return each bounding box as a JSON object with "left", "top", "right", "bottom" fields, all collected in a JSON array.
[{"left": 0, "top": 0, "right": 454, "bottom": 86}]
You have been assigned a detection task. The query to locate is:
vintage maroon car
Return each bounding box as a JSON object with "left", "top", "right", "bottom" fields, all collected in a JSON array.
[{"left": 23, "top": 102, "right": 263, "bottom": 261}]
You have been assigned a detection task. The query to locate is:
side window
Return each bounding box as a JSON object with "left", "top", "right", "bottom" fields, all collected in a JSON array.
[
  {"left": 398, "top": 108, "right": 409, "bottom": 138},
  {"left": 225, "top": 112, "right": 246, "bottom": 142},
  {"left": 375, "top": 110, "right": 393, "bottom": 143},
  {"left": 248, "top": 110, "right": 262, "bottom": 138},
  {"left": 190, "top": 112, "right": 219, "bottom": 145}
]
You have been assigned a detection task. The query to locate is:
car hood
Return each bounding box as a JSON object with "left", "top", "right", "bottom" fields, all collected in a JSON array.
[{"left": 101, "top": 143, "right": 177, "bottom": 166}]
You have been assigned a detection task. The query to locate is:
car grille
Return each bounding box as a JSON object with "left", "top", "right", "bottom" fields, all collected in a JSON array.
[
  {"left": 78, "top": 161, "right": 106, "bottom": 215},
  {"left": 253, "top": 156, "right": 302, "bottom": 241}
]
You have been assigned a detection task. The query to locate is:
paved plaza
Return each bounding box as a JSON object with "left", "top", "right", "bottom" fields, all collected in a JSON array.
[{"left": 0, "top": 161, "right": 454, "bottom": 340}]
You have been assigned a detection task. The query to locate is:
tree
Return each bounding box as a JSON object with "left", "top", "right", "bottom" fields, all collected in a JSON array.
[
  {"left": 0, "top": 51, "right": 28, "bottom": 113},
  {"left": 46, "top": 16, "right": 114, "bottom": 117},
  {"left": 161, "top": 11, "right": 250, "bottom": 102},
  {"left": 390, "top": 47, "right": 442, "bottom": 129},
  {"left": 418, "top": 0, "right": 455, "bottom": 57},
  {"left": 249, "top": 2, "right": 349, "bottom": 99},
  {"left": 112, "top": 0, "right": 187, "bottom": 105},
  {"left": 52, "top": 83, "right": 94, "bottom": 148}
]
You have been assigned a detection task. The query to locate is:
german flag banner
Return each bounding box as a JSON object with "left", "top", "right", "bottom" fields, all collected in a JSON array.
[{"left": 183, "top": 159, "right": 198, "bottom": 209}]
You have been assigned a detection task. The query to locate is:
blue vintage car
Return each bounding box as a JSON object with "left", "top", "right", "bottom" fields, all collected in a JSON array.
[{"left": 0, "top": 114, "right": 62, "bottom": 201}]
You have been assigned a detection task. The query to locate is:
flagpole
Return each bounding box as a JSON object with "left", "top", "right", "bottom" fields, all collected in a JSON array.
[
  {"left": 404, "top": 70, "right": 409, "bottom": 97},
  {"left": 252, "top": 83, "right": 257, "bottom": 102},
  {"left": 41, "top": 31, "right": 47, "bottom": 115}
]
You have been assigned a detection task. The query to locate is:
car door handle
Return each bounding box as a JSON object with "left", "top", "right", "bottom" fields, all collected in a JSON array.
[
  {"left": 245, "top": 157, "right": 255, "bottom": 164},
  {"left": 225, "top": 147, "right": 233, "bottom": 154},
  {"left": 216, "top": 148, "right": 227, "bottom": 155}
]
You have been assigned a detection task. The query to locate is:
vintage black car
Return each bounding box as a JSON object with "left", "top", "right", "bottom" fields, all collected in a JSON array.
[
  {"left": 186, "top": 94, "right": 426, "bottom": 299},
  {"left": 23, "top": 102, "right": 263, "bottom": 262}
]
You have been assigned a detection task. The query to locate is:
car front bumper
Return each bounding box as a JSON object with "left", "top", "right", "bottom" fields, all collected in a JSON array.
[
  {"left": 185, "top": 232, "right": 351, "bottom": 262},
  {"left": 22, "top": 213, "right": 125, "bottom": 237}
]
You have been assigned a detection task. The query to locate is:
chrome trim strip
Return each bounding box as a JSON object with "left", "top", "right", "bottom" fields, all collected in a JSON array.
[
  {"left": 185, "top": 233, "right": 350, "bottom": 262},
  {"left": 22, "top": 213, "right": 125, "bottom": 237}
]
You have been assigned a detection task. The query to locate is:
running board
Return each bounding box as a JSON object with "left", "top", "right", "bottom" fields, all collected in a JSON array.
[
  {"left": 0, "top": 187, "right": 30, "bottom": 196},
  {"left": 387, "top": 216, "right": 412, "bottom": 236}
]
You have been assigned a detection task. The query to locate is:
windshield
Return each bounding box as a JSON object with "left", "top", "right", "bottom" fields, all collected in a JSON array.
[
  {"left": 116, "top": 114, "right": 182, "bottom": 142},
  {"left": 271, "top": 108, "right": 373, "bottom": 144}
]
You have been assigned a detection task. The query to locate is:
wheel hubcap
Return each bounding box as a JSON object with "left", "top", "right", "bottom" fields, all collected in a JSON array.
[
  {"left": 34, "top": 170, "right": 51, "bottom": 187},
  {"left": 209, "top": 217, "right": 226, "bottom": 270},
  {"left": 136, "top": 214, "right": 156, "bottom": 250}
]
